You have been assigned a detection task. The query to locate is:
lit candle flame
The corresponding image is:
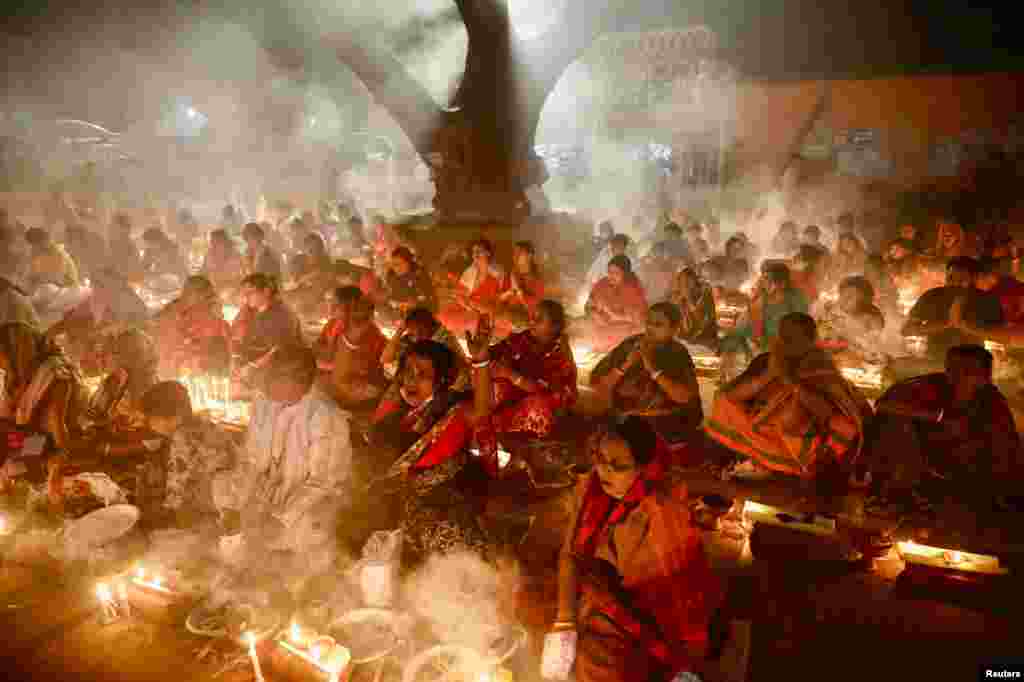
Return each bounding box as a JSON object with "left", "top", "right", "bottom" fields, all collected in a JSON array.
[
  {"left": 96, "top": 583, "right": 113, "bottom": 603},
  {"left": 290, "top": 620, "right": 302, "bottom": 644},
  {"left": 222, "top": 304, "right": 240, "bottom": 323},
  {"left": 984, "top": 340, "right": 1005, "bottom": 354},
  {"left": 897, "top": 288, "right": 916, "bottom": 315},
  {"left": 246, "top": 631, "right": 266, "bottom": 682}
]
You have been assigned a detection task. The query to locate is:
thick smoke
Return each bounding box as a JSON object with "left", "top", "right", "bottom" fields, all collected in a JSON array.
[
  {"left": 403, "top": 550, "right": 520, "bottom": 653},
  {"left": 0, "top": 0, "right": 471, "bottom": 216}
]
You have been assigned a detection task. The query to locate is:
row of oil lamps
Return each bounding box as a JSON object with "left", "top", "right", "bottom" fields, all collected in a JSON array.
[
  {"left": 94, "top": 565, "right": 350, "bottom": 682},
  {"left": 91, "top": 561, "right": 516, "bottom": 682},
  {"left": 740, "top": 501, "right": 1009, "bottom": 575}
]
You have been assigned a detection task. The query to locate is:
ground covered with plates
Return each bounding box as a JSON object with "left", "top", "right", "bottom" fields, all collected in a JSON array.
[{"left": 0, "top": 484, "right": 1019, "bottom": 682}]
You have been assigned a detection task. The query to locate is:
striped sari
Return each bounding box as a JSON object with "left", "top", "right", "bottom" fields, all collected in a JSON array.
[{"left": 706, "top": 350, "right": 872, "bottom": 477}]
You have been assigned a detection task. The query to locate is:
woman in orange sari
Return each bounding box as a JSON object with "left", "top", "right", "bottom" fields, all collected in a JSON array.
[
  {"left": 583, "top": 255, "right": 649, "bottom": 353},
  {"left": 438, "top": 239, "right": 504, "bottom": 336},
  {"left": 154, "top": 276, "right": 230, "bottom": 377},
  {"left": 552, "top": 417, "right": 723, "bottom": 682},
  {"left": 707, "top": 312, "right": 872, "bottom": 479}
]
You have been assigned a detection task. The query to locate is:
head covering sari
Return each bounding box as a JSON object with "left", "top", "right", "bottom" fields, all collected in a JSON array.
[
  {"left": 569, "top": 433, "right": 723, "bottom": 680},
  {"left": 707, "top": 348, "right": 872, "bottom": 477}
]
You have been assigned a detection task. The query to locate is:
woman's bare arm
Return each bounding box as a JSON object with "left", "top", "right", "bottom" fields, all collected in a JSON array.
[
  {"left": 380, "top": 328, "right": 404, "bottom": 367},
  {"left": 652, "top": 372, "right": 696, "bottom": 405},
  {"left": 724, "top": 365, "right": 776, "bottom": 403},
  {"left": 959, "top": 321, "right": 1024, "bottom": 347},
  {"left": 785, "top": 379, "right": 838, "bottom": 422}
]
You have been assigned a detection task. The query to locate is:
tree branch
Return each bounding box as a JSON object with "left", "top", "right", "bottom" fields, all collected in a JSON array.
[
  {"left": 519, "top": 0, "right": 700, "bottom": 129},
  {"left": 328, "top": 35, "right": 445, "bottom": 153}
]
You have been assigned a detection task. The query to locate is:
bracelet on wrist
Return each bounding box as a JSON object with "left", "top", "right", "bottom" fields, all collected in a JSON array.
[
  {"left": 936, "top": 408, "right": 944, "bottom": 423},
  {"left": 340, "top": 334, "right": 359, "bottom": 351},
  {"left": 472, "top": 359, "right": 491, "bottom": 369},
  {"left": 650, "top": 369, "right": 664, "bottom": 381}
]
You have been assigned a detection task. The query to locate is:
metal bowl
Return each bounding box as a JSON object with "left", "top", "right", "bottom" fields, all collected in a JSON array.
[
  {"left": 328, "top": 607, "right": 404, "bottom": 664},
  {"left": 186, "top": 600, "right": 282, "bottom": 642}
]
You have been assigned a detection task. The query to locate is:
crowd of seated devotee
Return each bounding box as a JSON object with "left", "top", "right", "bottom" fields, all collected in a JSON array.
[{"left": 4, "top": 193, "right": 1024, "bottom": 682}]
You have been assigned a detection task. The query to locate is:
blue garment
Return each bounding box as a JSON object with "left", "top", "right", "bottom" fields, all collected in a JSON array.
[{"left": 721, "top": 287, "right": 809, "bottom": 354}]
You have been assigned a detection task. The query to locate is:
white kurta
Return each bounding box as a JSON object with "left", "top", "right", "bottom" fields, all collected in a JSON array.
[{"left": 213, "top": 387, "right": 352, "bottom": 570}]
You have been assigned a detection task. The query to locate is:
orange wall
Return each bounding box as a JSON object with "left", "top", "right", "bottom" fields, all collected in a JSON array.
[{"left": 734, "top": 72, "right": 1024, "bottom": 183}]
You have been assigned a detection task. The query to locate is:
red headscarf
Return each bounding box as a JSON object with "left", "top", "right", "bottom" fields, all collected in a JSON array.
[{"left": 572, "top": 436, "right": 670, "bottom": 558}]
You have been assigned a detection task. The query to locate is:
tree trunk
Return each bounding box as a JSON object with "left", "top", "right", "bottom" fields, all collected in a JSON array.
[{"left": 327, "top": 0, "right": 691, "bottom": 224}]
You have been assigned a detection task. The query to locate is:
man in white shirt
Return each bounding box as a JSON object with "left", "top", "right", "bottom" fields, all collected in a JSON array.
[{"left": 213, "top": 344, "right": 352, "bottom": 576}]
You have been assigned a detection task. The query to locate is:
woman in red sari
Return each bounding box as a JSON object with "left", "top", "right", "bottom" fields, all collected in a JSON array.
[
  {"left": 553, "top": 417, "right": 724, "bottom": 682},
  {"left": 326, "top": 296, "right": 389, "bottom": 410},
  {"left": 494, "top": 240, "right": 545, "bottom": 336},
  {"left": 486, "top": 300, "right": 577, "bottom": 443},
  {"left": 931, "top": 220, "right": 980, "bottom": 260},
  {"left": 369, "top": 327, "right": 498, "bottom": 559},
  {"left": 438, "top": 239, "right": 505, "bottom": 336},
  {"left": 155, "top": 276, "right": 230, "bottom": 377},
  {"left": 202, "top": 229, "right": 244, "bottom": 296},
  {"left": 583, "top": 255, "right": 648, "bottom": 352},
  {"left": 314, "top": 286, "right": 363, "bottom": 374}
]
